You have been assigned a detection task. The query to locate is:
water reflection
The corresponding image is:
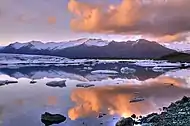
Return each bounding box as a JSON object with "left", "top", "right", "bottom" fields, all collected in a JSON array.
[
  {"left": 0, "top": 65, "right": 162, "bottom": 81},
  {"left": 47, "top": 96, "right": 58, "bottom": 106},
  {"left": 0, "top": 68, "right": 188, "bottom": 126},
  {"left": 69, "top": 76, "right": 190, "bottom": 120}
]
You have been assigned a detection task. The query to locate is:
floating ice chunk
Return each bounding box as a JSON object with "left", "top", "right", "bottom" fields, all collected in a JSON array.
[
  {"left": 120, "top": 67, "right": 136, "bottom": 74},
  {"left": 91, "top": 70, "right": 118, "bottom": 74},
  {"left": 152, "top": 66, "right": 178, "bottom": 72},
  {"left": 83, "top": 67, "right": 93, "bottom": 70},
  {"left": 133, "top": 60, "right": 181, "bottom": 67},
  {"left": 152, "top": 67, "right": 165, "bottom": 72}
]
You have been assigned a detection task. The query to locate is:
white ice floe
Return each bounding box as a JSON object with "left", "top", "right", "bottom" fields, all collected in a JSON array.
[
  {"left": 0, "top": 53, "right": 98, "bottom": 67},
  {"left": 120, "top": 67, "right": 136, "bottom": 74},
  {"left": 152, "top": 66, "right": 178, "bottom": 72},
  {"left": 91, "top": 70, "right": 119, "bottom": 74},
  {"left": 133, "top": 60, "right": 181, "bottom": 67},
  {"left": 83, "top": 67, "right": 93, "bottom": 70}
]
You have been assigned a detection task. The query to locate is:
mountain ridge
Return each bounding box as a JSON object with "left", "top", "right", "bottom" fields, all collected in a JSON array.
[{"left": 0, "top": 39, "right": 178, "bottom": 59}]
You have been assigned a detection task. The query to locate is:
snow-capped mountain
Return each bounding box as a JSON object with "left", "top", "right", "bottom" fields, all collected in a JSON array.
[
  {"left": 0, "top": 39, "right": 177, "bottom": 59},
  {"left": 164, "top": 42, "right": 190, "bottom": 54},
  {"left": 8, "top": 38, "right": 110, "bottom": 51}
]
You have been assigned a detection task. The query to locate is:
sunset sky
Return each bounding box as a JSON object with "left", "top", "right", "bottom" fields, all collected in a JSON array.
[{"left": 0, "top": 0, "right": 190, "bottom": 45}]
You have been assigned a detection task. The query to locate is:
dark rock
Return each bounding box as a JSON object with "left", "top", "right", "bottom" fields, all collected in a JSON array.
[
  {"left": 115, "top": 117, "right": 134, "bottom": 126},
  {"left": 181, "top": 96, "right": 189, "bottom": 103},
  {"left": 140, "top": 113, "right": 160, "bottom": 123},
  {"left": 0, "top": 80, "right": 18, "bottom": 86},
  {"left": 5, "top": 80, "right": 18, "bottom": 84},
  {"left": 163, "top": 107, "right": 167, "bottom": 111},
  {"left": 46, "top": 80, "right": 66, "bottom": 88},
  {"left": 113, "top": 117, "right": 117, "bottom": 120},
  {"left": 30, "top": 80, "right": 37, "bottom": 84},
  {"left": 134, "top": 121, "right": 141, "bottom": 125},
  {"left": 97, "top": 115, "right": 103, "bottom": 118},
  {"left": 179, "top": 63, "right": 190, "bottom": 69},
  {"left": 146, "top": 114, "right": 160, "bottom": 123},
  {"left": 129, "top": 97, "right": 145, "bottom": 103},
  {"left": 170, "top": 84, "right": 174, "bottom": 86},
  {"left": 41, "top": 112, "right": 66, "bottom": 126},
  {"left": 97, "top": 112, "right": 107, "bottom": 118},
  {"left": 76, "top": 83, "right": 95, "bottom": 88},
  {"left": 168, "top": 102, "right": 176, "bottom": 109},
  {"left": 131, "top": 114, "right": 136, "bottom": 119},
  {"left": 160, "top": 112, "right": 167, "bottom": 116}
]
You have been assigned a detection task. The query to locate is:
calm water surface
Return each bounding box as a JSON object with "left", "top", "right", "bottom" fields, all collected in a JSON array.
[{"left": 0, "top": 64, "right": 190, "bottom": 126}]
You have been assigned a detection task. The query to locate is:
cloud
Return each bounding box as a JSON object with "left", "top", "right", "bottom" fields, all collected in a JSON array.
[
  {"left": 68, "top": 76, "right": 189, "bottom": 120},
  {"left": 68, "top": 0, "right": 190, "bottom": 42},
  {"left": 156, "top": 33, "right": 188, "bottom": 43}
]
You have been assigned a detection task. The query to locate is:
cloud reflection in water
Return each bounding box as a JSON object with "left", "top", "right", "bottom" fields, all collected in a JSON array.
[{"left": 69, "top": 76, "right": 190, "bottom": 120}]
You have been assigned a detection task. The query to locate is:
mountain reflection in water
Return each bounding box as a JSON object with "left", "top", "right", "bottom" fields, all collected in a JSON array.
[{"left": 0, "top": 64, "right": 162, "bottom": 81}]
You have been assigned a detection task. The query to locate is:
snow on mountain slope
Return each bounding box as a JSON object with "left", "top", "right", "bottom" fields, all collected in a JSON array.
[
  {"left": 12, "top": 42, "right": 30, "bottom": 49},
  {"left": 53, "top": 38, "right": 87, "bottom": 50},
  {"left": 164, "top": 42, "right": 190, "bottom": 53},
  {"left": 7, "top": 38, "right": 110, "bottom": 51},
  {"left": 85, "top": 39, "right": 110, "bottom": 46}
]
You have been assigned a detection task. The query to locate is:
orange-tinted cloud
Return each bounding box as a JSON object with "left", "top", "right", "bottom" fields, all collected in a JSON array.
[
  {"left": 68, "top": 76, "right": 189, "bottom": 120},
  {"left": 156, "top": 34, "right": 188, "bottom": 43},
  {"left": 68, "top": 0, "right": 190, "bottom": 42}
]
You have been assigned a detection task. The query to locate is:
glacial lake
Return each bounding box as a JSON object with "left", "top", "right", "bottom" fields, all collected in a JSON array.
[{"left": 0, "top": 60, "right": 190, "bottom": 126}]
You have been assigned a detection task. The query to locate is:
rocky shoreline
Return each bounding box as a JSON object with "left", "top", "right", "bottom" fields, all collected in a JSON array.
[{"left": 116, "top": 96, "right": 190, "bottom": 126}]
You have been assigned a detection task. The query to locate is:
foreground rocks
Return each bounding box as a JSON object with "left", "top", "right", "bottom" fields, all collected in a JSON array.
[
  {"left": 140, "top": 96, "right": 190, "bottom": 126},
  {"left": 116, "top": 96, "right": 190, "bottom": 126},
  {"left": 116, "top": 117, "right": 134, "bottom": 126},
  {"left": 41, "top": 112, "right": 66, "bottom": 126}
]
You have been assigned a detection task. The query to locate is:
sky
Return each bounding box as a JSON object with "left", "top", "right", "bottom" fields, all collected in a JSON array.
[{"left": 0, "top": 0, "right": 190, "bottom": 45}]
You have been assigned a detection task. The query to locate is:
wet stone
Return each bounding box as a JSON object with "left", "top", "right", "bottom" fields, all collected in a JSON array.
[
  {"left": 115, "top": 117, "right": 134, "bottom": 126},
  {"left": 41, "top": 112, "right": 66, "bottom": 126}
]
